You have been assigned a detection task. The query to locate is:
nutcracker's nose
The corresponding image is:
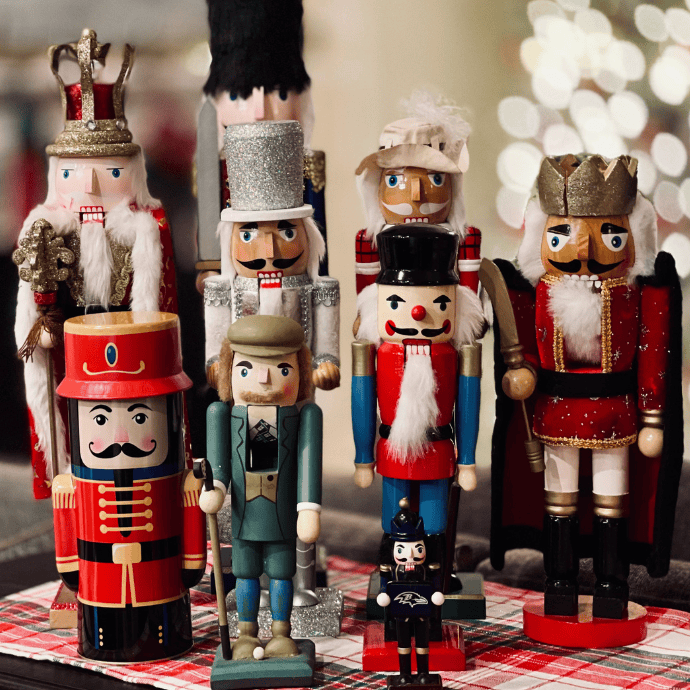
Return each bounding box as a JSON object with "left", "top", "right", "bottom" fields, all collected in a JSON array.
[
  {"left": 410, "top": 176, "right": 421, "bottom": 202},
  {"left": 263, "top": 231, "right": 276, "bottom": 258},
  {"left": 257, "top": 366, "right": 270, "bottom": 384},
  {"left": 252, "top": 86, "right": 265, "bottom": 120},
  {"left": 577, "top": 229, "right": 592, "bottom": 260},
  {"left": 411, "top": 305, "right": 426, "bottom": 321},
  {"left": 84, "top": 167, "right": 98, "bottom": 195}
]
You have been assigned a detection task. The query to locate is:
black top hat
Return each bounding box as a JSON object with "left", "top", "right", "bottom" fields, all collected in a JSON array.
[
  {"left": 204, "top": 0, "right": 310, "bottom": 98},
  {"left": 377, "top": 224, "right": 459, "bottom": 286},
  {"left": 390, "top": 498, "right": 425, "bottom": 542}
]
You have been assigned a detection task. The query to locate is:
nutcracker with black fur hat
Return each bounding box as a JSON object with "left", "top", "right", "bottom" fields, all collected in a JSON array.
[
  {"left": 196, "top": 0, "right": 328, "bottom": 275},
  {"left": 51, "top": 312, "right": 205, "bottom": 663}
]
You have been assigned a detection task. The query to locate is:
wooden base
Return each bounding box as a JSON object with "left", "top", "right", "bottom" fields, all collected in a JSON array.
[
  {"left": 210, "top": 639, "right": 315, "bottom": 689},
  {"left": 387, "top": 674, "right": 443, "bottom": 689},
  {"left": 49, "top": 583, "right": 77, "bottom": 629},
  {"left": 362, "top": 622, "right": 465, "bottom": 672},
  {"left": 523, "top": 596, "right": 647, "bottom": 648}
]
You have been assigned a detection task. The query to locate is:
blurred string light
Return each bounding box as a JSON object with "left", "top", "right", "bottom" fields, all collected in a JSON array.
[{"left": 496, "top": 0, "right": 690, "bottom": 275}]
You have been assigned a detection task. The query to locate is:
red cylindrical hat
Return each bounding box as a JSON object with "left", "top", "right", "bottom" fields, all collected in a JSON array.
[{"left": 57, "top": 312, "right": 192, "bottom": 400}]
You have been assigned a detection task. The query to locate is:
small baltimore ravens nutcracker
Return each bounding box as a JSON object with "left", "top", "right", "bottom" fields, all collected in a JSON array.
[
  {"left": 489, "top": 154, "right": 683, "bottom": 648},
  {"left": 353, "top": 224, "right": 484, "bottom": 669},
  {"left": 354, "top": 93, "right": 480, "bottom": 297},
  {"left": 201, "top": 315, "right": 321, "bottom": 689},
  {"left": 377, "top": 499, "right": 444, "bottom": 689},
  {"left": 52, "top": 312, "right": 205, "bottom": 662}
]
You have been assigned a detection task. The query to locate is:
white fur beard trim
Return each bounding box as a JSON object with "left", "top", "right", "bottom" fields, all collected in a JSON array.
[
  {"left": 259, "top": 286, "right": 284, "bottom": 316},
  {"left": 549, "top": 280, "right": 602, "bottom": 364},
  {"left": 80, "top": 220, "right": 114, "bottom": 308},
  {"left": 355, "top": 283, "right": 381, "bottom": 345},
  {"left": 388, "top": 354, "right": 438, "bottom": 462}
]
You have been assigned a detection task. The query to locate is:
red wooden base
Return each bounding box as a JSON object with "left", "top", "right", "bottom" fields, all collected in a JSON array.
[
  {"left": 362, "top": 622, "right": 465, "bottom": 672},
  {"left": 523, "top": 596, "right": 647, "bottom": 649},
  {"left": 49, "top": 582, "right": 77, "bottom": 629}
]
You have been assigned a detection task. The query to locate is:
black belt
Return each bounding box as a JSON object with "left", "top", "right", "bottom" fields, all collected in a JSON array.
[
  {"left": 537, "top": 369, "right": 636, "bottom": 399},
  {"left": 379, "top": 423, "right": 453, "bottom": 441},
  {"left": 78, "top": 536, "right": 180, "bottom": 563}
]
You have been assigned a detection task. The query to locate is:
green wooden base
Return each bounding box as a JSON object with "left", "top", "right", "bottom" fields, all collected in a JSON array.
[
  {"left": 210, "top": 639, "right": 315, "bottom": 689},
  {"left": 366, "top": 570, "right": 486, "bottom": 620}
]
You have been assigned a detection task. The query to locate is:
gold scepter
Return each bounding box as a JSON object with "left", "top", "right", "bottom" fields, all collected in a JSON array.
[
  {"left": 479, "top": 258, "right": 544, "bottom": 473},
  {"left": 13, "top": 219, "right": 75, "bottom": 480}
]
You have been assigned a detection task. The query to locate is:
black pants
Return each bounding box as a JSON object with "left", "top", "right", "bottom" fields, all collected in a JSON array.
[{"left": 395, "top": 616, "right": 430, "bottom": 650}]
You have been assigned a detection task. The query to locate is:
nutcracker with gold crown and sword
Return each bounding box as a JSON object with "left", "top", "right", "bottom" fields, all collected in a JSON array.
[{"left": 488, "top": 153, "right": 683, "bottom": 648}]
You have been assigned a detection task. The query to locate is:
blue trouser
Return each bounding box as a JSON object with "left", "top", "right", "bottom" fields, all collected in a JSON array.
[
  {"left": 232, "top": 538, "right": 296, "bottom": 622},
  {"left": 381, "top": 476, "right": 450, "bottom": 535}
]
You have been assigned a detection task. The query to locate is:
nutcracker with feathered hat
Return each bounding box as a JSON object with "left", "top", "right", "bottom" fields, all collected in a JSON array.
[
  {"left": 354, "top": 92, "right": 480, "bottom": 297},
  {"left": 488, "top": 153, "right": 683, "bottom": 647},
  {"left": 52, "top": 312, "right": 205, "bottom": 662},
  {"left": 196, "top": 0, "right": 328, "bottom": 288}
]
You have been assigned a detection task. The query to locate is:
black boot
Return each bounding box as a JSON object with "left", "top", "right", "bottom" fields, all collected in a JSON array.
[
  {"left": 396, "top": 651, "right": 413, "bottom": 685},
  {"left": 543, "top": 514, "right": 579, "bottom": 616},
  {"left": 592, "top": 516, "right": 629, "bottom": 619},
  {"left": 416, "top": 649, "right": 434, "bottom": 684}
]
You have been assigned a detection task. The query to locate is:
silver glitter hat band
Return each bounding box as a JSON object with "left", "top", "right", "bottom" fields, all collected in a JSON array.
[{"left": 223, "top": 120, "right": 310, "bottom": 220}]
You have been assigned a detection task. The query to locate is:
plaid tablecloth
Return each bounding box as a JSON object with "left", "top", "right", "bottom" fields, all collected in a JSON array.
[{"left": 0, "top": 554, "right": 688, "bottom": 689}]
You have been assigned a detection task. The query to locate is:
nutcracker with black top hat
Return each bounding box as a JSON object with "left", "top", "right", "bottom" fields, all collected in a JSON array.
[
  {"left": 354, "top": 93, "right": 480, "bottom": 298},
  {"left": 51, "top": 312, "right": 205, "bottom": 663},
  {"left": 201, "top": 315, "right": 322, "bottom": 689},
  {"left": 488, "top": 153, "right": 683, "bottom": 648},
  {"left": 377, "top": 498, "right": 444, "bottom": 689},
  {"left": 196, "top": 0, "right": 328, "bottom": 290},
  {"left": 353, "top": 224, "right": 484, "bottom": 671}
]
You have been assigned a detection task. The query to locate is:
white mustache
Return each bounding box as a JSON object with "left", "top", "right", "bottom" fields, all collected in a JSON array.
[{"left": 380, "top": 200, "right": 449, "bottom": 215}]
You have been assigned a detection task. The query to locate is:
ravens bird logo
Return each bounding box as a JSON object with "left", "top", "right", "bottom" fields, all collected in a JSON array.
[{"left": 393, "top": 591, "right": 428, "bottom": 608}]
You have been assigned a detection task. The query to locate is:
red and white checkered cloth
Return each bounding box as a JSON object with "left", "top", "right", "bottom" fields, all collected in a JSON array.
[{"left": 0, "top": 554, "right": 688, "bottom": 689}]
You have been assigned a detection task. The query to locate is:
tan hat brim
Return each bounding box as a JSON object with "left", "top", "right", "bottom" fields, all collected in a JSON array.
[
  {"left": 230, "top": 342, "right": 302, "bottom": 357},
  {"left": 356, "top": 145, "right": 462, "bottom": 176}
]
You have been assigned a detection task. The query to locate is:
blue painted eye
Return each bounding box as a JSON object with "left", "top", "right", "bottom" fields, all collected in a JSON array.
[
  {"left": 385, "top": 174, "right": 399, "bottom": 188},
  {"left": 428, "top": 172, "right": 445, "bottom": 187},
  {"left": 111, "top": 168, "right": 121, "bottom": 179},
  {"left": 230, "top": 92, "right": 238, "bottom": 101},
  {"left": 62, "top": 170, "right": 70, "bottom": 179},
  {"left": 105, "top": 343, "right": 118, "bottom": 367},
  {"left": 240, "top": 230, "right": 257, "bottom": 243},
  {"left": 612, "top": 236, "right": 621, "bottom": 248},
  {"left": 281, "top": 367, "right": 290, "bottom": 377},
  {"left": 390, "top": 301, "right": 399, "bottom": 310},
  {"left": 240, "top": 368, "right": 249, "bottom": 377},
  {"left": 279, "top": 228, "right": 296, "bottom": 241}
]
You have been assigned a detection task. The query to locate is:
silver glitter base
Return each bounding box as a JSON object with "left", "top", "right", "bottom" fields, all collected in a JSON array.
[{"left": 225, "top": 587, "right": 343, "bottom": 638}]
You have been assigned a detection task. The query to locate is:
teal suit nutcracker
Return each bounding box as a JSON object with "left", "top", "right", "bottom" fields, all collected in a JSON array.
[{"left": 203, "top": 315, "right": 322, "bottom": 663}]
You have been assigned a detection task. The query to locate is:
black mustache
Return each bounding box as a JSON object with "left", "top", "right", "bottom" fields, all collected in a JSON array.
[
  {"left": 272, "top": 252, "right": 303, "bottom": 269},
  {"left": 238, "top": 258, "right": 266, "bottom": 270},
  {"left": 548, "top": 258, "right": 625, "bottom": 275},
  {"left": 89, "top": 441, "right": 157, "bottom": 459},
  {"left": 237, "top": 252, "right": 303, "bottom": 271}
]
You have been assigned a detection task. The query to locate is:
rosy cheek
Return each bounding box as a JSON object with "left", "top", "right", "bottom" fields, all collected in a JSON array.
[
  {"left": 143, "top": 437, "right": 156, "bottom": 450},
  {"left": 89, "top": 438, "right": 105, "bottom": 453}
]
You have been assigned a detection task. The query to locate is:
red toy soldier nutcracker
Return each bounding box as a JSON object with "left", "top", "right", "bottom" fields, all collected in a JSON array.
[
  {"left": 354, "top": 93, "right": 480, "bottom": 297},
  {"left": 489, "top": 154, "right": 683, "bottom": 647},
  {"left": 52, "top": 312, "right": 205, "bottom": 663},
  {"left": 14, "top": 28, "right": 179, "bottom": 501}
]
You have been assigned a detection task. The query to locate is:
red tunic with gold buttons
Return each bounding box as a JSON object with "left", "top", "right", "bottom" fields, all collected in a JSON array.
[
  {"left": 375, "top": 341, "right": 458, "bottom": 481},
  {"left": 53, "top": 469, "right": 205, "bottom": 607}
]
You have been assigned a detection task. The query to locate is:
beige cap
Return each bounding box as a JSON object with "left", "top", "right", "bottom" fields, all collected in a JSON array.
[
  {"left": 356, "top": 117, "right": 469, "bottom": 176},
  {"left": 226, "top": 315, "right": 305, "bottom": 357}
]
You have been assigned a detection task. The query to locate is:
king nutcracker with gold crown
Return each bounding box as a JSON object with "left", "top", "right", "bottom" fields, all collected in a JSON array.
[
  {"left": 488, "top": 153, "right": 683, "bottom": 648},
  {"left": 52, "top": 312, "right": 205, "bottom": 663},
  {"left": 14, "top": 28, "right": 180, "bottom": 504}
]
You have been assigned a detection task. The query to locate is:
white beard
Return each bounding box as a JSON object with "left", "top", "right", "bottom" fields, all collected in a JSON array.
[
  {"left": 388, "top": 349, "right": 438, "bottom": 461},
  {"left": 80, "top": 220, "right": 114, "bottom": 308},
  {"left": 548, "top": 279, "right": 602, "bottom": 364},
  {"left": 258, "top": 286, "right": 284, "bottom": 316}
]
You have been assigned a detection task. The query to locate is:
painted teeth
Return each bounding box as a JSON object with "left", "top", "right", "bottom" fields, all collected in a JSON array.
[{"left": 403, "top": 217, "right": 430, "bottom": 223}]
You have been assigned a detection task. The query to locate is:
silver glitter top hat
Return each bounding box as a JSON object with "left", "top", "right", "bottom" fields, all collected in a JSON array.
[{"left": 220, "top": 120, "right": 313, "bottom": 222}]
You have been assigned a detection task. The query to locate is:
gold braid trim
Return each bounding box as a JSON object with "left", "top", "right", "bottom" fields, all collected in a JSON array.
[{"left": 535, "top": 432, "right": 637, "bottom": 449}]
